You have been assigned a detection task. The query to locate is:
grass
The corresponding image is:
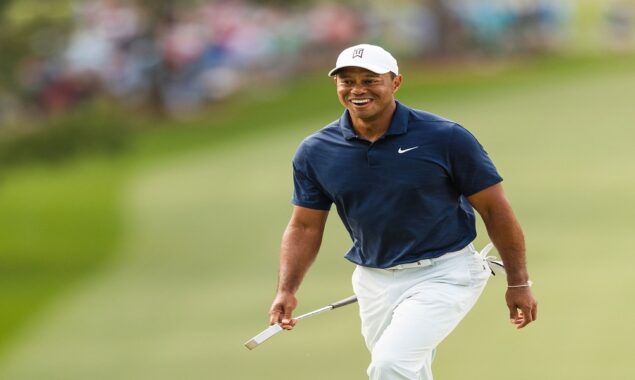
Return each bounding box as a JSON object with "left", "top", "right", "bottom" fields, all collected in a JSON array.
[
  {"left": 0, "top": 53, "right": 634, "bottom": 379},
  {"left": 0, "top": 158, "right": 123, "bottom": 357}
]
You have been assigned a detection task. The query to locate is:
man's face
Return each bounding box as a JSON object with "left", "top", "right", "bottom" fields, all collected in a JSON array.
[{"left": 335, "top": 67, "right": 402, "bottom": 123}]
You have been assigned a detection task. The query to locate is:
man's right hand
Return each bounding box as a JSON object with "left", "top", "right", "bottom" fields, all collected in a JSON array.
[{"left": 269, "top": 292, "right": 298, "bottom": 330}]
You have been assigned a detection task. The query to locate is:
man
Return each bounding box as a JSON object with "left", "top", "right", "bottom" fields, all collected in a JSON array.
[{"left": 269, "top": 44, "right": 537, "bottom": 380}]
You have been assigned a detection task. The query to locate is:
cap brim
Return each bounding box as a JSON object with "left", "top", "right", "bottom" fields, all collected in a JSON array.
[{"left": 328, "top": 64, "right": 392, "bottom": 77}]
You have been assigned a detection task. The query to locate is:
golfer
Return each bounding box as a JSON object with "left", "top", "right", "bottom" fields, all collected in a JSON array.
[{"left": 269, "top": 44, "right": 537, "bottom": 379}]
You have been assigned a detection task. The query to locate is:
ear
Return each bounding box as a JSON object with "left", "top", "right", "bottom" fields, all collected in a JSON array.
[{"left": 392, "top": 74, "right": 403, "bottom": 94}]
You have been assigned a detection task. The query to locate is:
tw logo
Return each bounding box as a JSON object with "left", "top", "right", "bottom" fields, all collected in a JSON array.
[{"left": 352, "top": 48, "right": 364, "bottom": 59}]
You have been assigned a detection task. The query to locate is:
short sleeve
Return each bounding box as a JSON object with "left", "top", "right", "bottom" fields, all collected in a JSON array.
[
  {"left": 291, "top": 143, "right": 332, "bottom": 210},
  {"left": 448, "top": 125, "right": 503, "bottom": 196}
]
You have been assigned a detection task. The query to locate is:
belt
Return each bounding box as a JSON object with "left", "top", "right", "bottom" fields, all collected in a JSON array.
[{"left": 384, "top": 244, "right": 474, "bottom": 271}]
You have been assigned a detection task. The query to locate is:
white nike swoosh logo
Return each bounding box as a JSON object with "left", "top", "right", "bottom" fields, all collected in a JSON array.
[{"left": 398, "top": 146, "right": 419, "bottom": 154}]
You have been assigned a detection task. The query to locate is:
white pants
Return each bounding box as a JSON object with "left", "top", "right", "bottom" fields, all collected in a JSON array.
[{"left": 352, "top": 244, "right": 491, "bottom": 380}]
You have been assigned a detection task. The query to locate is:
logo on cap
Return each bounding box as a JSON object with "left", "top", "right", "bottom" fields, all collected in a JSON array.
[{"left": 352, "top": 48, "right": 364, "bottom": 59}]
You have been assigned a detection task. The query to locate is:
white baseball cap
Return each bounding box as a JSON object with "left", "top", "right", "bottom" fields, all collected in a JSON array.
[{"left": 328, "top": 44, "right": 399, "bottom": 77}]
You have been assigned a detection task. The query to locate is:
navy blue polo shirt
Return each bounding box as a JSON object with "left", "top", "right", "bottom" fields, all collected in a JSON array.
[{"left": 291, "top": 101, "right": 502, "bottom": 268}]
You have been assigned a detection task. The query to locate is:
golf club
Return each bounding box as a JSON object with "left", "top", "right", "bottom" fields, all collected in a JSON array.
[
  {"left": 480, "top": 242, "right": 506, "bottom": 275},
  {"left": 244, "top": 295, "right": 358, "bottom": 350}
]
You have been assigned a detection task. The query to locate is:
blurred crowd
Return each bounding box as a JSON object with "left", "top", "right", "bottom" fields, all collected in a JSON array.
[{"left": 2, "top": 0, "right": 634, "bottom": 121}]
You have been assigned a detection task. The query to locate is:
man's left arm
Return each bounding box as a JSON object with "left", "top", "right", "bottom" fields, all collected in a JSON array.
[{"left": 468, "top": 183, "right": 538, "bottom": 329}]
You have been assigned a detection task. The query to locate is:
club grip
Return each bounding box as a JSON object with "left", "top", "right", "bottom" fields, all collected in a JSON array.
[{"left": 329, "top": 295, "right": 358, "bottom": 309}]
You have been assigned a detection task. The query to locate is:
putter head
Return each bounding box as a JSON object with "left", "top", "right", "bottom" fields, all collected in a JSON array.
[
  {"left": 244, "top": 324, "right": 283, "bottom": 350},
  {"left": 488, "top": 259, "right": 506, "bottom": 275}
]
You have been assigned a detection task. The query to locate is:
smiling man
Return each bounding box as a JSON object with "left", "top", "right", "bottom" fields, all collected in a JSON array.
[{"left": 268, "top": 44, "right": 537, "bottom": 380}]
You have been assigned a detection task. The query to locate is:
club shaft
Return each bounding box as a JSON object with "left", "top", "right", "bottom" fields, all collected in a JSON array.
[
  {"left": 244, "top": 295, "right": 358, "bottom": 350},
  {"left": 330, "top": 295, "right": 358, "bottom": 309},
  {"left": 295, "top": 295, "right": 358, "bottom": 320},
  {"left": 295, "top": 305, "right": 332, "bottom": 321}
]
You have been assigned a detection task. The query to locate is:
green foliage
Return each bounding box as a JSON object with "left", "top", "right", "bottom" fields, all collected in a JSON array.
[
  {"left": 0, "top": 103, "right": 132, "bottom": 171},
  {"left": 0, "top": 0, "right": 11, "bottom": 19},
  {"left": 0, "top": 24, "right": 29, "bottom": 89},
  {"left": 0, "top": 1, "right": 71, "bottom": 90}
]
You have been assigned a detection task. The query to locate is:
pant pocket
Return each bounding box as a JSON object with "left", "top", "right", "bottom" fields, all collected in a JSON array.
[
  {"left": 468, "top": 254, "right": 491, "bottom": 286},
  {"left": 434, "top": 256, "right": 472, "bottom": 286}
]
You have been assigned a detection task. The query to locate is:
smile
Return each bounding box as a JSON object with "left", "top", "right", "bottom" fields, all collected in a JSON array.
[{"left": 350, "top": 98, "right": 372, "bottom": 105}]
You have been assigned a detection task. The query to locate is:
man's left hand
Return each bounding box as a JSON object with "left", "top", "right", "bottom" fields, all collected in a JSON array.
[{"left": 506, "top": 287, "right": 538, "bottom": 329}]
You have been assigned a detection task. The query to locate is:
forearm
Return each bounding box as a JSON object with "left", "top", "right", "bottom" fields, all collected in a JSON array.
[
  {"left": 480, "top": 201, "right": 529, "bottom": 285},
  {"left": 270, "top": 207, "right": 328, "bottom": 327},
  {"left": 468, "top": 184, "right": 530, "bottom": 285},
  {"left": 277, "top": 222, "right": 324, "bottom": 295},
  {"left": 469, "top": 183, "right": 537, "bottom": 328}
]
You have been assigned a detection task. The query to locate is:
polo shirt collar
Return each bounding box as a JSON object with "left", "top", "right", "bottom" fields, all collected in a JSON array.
[{"left": 339, "top": 101, "right": 410, "bottom": 140}]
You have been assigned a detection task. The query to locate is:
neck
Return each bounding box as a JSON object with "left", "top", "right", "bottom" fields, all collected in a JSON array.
[{"left": 350, "top": 101, "right": 397, "bottom": 143}]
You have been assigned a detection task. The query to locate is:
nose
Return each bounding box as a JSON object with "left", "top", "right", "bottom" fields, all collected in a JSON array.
[{"left": 351, "top": 82, "right": 367, "bottom": 95}]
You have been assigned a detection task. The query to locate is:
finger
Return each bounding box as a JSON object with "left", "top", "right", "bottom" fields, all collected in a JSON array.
[
  {"left": 281, "top": 311, "right": 295, "bottom": 330},
  {"left": 531, "top": 303, "right": 538, "bottom": 321},
  {"left": 281, "top": 322, "right": 295, "bottom": 330},
  {"left": 508, "top": 305, "right": 519, "bottom": 323},
  {"left": 269, "top": 308, "right": 281, "bottom": 325},
  {"left": 517, "top": 307, "right": 534, "bottom": 329},
  {"left": 510, "top": 310, "right": 523, "bottom": 325}
]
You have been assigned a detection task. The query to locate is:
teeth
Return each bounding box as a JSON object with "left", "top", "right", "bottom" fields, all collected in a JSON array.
[{"left": 351, "top": 99, "right": 370, "bottom": 104}]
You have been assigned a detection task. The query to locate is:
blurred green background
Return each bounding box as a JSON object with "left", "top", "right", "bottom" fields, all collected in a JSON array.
[{"left": 1, "top": 0, "right": 635, "bottom": 379}]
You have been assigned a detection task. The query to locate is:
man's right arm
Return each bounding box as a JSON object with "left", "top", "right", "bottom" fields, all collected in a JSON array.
[{"left": 269, "top": 206, "right": 329, "bottom": 330}]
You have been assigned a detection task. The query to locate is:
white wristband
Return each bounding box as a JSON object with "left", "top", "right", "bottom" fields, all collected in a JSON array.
[{"left": 507, "top": 280, "right": 533, "bottom": 288}]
